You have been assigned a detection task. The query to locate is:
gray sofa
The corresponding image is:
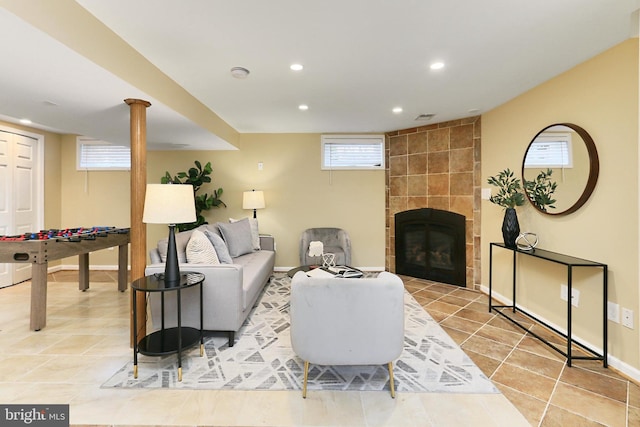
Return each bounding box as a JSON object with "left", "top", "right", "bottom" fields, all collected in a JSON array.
[{"left": 145, "top": 223, "right": 275, "bottom": 347}]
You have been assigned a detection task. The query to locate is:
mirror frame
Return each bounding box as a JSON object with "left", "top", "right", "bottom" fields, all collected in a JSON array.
[{"left": 522, "top": 123, "right": 599, "bottom": 216}]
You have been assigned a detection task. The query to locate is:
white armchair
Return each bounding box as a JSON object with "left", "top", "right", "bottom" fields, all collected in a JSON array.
[{"left": 290, "top": 271, "right": 405, "bottom": 398}]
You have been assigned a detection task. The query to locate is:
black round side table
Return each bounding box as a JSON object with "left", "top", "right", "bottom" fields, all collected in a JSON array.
[{"left": 131, "top": 271, "right": 204, "bottom": 381}]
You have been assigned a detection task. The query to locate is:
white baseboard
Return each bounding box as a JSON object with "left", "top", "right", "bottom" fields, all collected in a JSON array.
[
  {"left": 480, "top": 285, "right": 640, "bottom": 383},
  {"left": 46, "top": 264, "right": 64, "bottom": 273},
  {"left": 58, "top": 264, "right": 122, "bottom": 271}
]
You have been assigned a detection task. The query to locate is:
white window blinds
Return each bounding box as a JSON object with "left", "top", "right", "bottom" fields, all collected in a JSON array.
[
  {"left": 524, "top": 133, "right": 573, "bottom": 168},
  {"left": 321, "top": 135, "right": 385, "bottom": 170},
  {"left": 76, "top": 138, "right": 131, "bottom": 170}
]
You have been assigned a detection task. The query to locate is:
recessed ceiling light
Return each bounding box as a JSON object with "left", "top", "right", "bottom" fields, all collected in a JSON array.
[
  {"left": 430, "top": 62, "right": 445, "bottom": 70},
  {"left": 468, "top": 108, "right": 480, "bottom": 114},
  {"left": 230, "top": 66, "right": 250, "bottom": 79},
  {"left": 392, "top": 107, "right": 403, "bottom": 114},
  {"left": 298, "top": 104, "right": 309, "bottom": 111},
  {"left": 19, "top": 118, "right": 32, "bottom": 125},
  {"left": 290, "top": 64, "right": 304, "bottom": 71}
]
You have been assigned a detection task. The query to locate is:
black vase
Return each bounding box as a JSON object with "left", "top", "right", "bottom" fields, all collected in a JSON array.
[{"left": 502, "top": 208, "right": 520, "bottom": 248}]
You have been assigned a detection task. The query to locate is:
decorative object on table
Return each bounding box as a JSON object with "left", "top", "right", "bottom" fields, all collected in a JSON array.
[
  {"left": 242, "top": 189, "right": 265, "bottom": 219},
  {"left": 322, "top": 252, "right": 336, "bottom": 268},
  {"left": 487, "top": 168, "right": 525, "bottom": 248},
  {"left": 516, "top": 232, "right": 539, "bottom": 251},
  {"left": 161, "top": 160, "right": 225, "bottom": 232},
  {"left": 143, "top": 183, "right": 196, "bottom": 285},
  {"left": 523, "top": 168, "right": 557, "bottom": 212},
  {"left": 308, "top": 241, "right": 324, "bottom": 258}
]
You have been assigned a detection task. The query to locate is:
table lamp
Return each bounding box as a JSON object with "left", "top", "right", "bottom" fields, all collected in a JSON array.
[
  {"left": 143, "top": 183, "right": 196, "bottom": 285},
  {"left": 242, "top": 189, "right": 265, "bottom": 219}
]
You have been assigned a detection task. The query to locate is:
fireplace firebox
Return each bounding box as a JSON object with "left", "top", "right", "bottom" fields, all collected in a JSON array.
[{"left": 395, "top": 208, "right": 466, "bottom": 287}]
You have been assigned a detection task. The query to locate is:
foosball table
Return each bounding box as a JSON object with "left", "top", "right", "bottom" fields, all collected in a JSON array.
[{"left": 0, "top": 227, "right": 130, "bottom": 331}]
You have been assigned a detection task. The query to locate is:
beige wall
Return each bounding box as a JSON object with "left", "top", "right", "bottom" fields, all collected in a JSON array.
[
  {"left": 53, "top": 133, "right": 384, "bottom": 269},
  {"left": 146, "top": 133, "right": 386, "bottom": 269},
  {"left": 59, "top": 134, "right": 131, "bottom": 266},
  {"left": 482, "top": 39, "right": 639, "bottom": 370}
]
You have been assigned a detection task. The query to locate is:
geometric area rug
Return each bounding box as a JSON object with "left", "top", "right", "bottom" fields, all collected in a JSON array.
[{"left": 102, "top": 274, "right": 499, "bottom": 394}]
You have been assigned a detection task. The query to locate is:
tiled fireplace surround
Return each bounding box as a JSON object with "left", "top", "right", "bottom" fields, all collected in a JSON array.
[{"left": 385, "top": 116, "right": 481, "bottom": 289}]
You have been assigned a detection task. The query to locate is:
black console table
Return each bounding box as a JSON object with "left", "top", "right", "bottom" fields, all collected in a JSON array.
[{"left": 489, "top": 243, "right": 608, "bottom": 367}]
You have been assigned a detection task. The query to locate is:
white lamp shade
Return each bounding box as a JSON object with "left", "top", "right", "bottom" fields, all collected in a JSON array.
[
  {"left": 143, "top": 184, "right": 196, "bottom": 224},
  {"left": 243, "top": 190, "right": 265, "bottom": 210}
]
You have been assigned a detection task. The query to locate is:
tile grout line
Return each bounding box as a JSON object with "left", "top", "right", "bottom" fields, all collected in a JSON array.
[{"left": 537, "top": 362, "right": 567, "bottom": 427}]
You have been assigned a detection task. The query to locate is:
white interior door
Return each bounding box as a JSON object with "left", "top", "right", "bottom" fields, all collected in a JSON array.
[
  {"left": 12, "top": 134, "right": 37, "bottom": 283},
  {"left": 0, "top": 132, "right": 11, "bottom": 287},
  {"left": 0, "top": 130, "right": 42, "bottom": 287}
]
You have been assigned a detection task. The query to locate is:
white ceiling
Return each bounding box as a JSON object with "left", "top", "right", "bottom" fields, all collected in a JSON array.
[{"left": 0, "top": 1, "right": 638, "bottom": 150}]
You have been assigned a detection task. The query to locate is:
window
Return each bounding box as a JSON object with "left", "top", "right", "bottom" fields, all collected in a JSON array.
[
  {"left": 76, "top": 137, "right": 131, "bottom": 170},
  {"left": 524, "top": 133, "right": 573, "bottom": 168},
  {"left": 321, "top": 135, "right": 385, "bottom": 170}
]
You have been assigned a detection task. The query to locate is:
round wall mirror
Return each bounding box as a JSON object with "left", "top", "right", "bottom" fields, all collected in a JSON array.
[{"left": 521, "top": 123, "right": 599, "bottom": 216}]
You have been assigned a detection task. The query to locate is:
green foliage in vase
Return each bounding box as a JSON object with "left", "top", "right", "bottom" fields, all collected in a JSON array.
[
  {"left": 487, "top": 168, "right": 525, "bottom": 209},
  {"left": 161, "top": 160, "right": 226, "bottom": 231},
  {"left": 524, "top": 168, "right": 557, "bottom": 212}
]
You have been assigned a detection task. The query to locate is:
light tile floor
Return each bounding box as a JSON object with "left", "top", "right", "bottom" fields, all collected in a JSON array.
[
  {"left": 402, "top": 276, "right": 640, "bottom": 427},
  {"left": 0, "top": 270, "right": 634, "bottom": 426}
]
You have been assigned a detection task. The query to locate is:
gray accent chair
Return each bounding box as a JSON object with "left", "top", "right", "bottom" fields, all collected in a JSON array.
[{"left": 299, "top": 227, "right": 351, "bottom": 266}]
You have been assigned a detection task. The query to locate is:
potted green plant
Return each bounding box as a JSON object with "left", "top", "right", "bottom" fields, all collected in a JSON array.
[
  {"left": 524, "top": 168, "right": 557, "bottom": 212},
  {"left": 161, "top": 160, "right": 226, "bottom": 231},
  {"left": 487, "top": 168, "right": 525, "bottom": 248}
]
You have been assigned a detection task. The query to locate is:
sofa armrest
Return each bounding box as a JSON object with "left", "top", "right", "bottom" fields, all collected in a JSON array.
[{"left": 260, "top": 234, "right": 275, "bottom": 251}]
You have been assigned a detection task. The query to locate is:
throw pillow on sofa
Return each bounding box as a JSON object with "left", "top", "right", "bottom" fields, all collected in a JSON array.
[
  {"left": 230, "top": 217, "right": 260, "bottom": 250},
  {"left": 157, "top": 224, "right": 207, "bottom": 263},
  {"left": 218, "top": 218, "right": 254, "bottom": 258},
  {"left": 186, "top": 229, "right": 219, "bottom": 264},
  {"left": 204, "top": 229, "right": 233, "bottom": 264}
]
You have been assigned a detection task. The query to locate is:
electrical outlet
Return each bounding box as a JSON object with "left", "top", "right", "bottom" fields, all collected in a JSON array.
[
  {"left": 481, "top": 188, "right": 492, "bottom": 200},
  {"left": 622, "top": 308, "right": 634, "bottom": 329},
  {"left": 258, "top": 162, "right": 263, "bottom": 170},
  {"left": 560, "top": 284, "right": 579, "bottom": 307},
  {"left": 608, "top": 301, "right": 620, "bottom": 323}
]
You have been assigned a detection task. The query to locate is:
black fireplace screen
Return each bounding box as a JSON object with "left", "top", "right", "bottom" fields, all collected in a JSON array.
[{"left": 395, "top": 208, "right": 466, "bottom": 287}]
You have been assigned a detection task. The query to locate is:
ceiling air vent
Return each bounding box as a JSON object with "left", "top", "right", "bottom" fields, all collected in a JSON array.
[{"left": 415, "top": 113, "right": 436, "bottom": 121}]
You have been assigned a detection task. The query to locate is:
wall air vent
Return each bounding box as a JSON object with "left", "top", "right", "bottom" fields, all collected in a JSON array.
[{"left": 415, "top": 113, "right": 436, "bottom": 121}]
